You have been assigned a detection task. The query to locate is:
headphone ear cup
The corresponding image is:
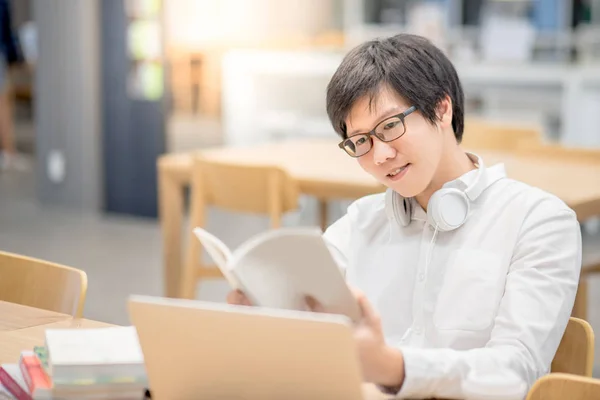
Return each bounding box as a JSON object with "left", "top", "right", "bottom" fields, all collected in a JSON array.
[
  {"left": 385, "top": 189, "right": 395, "bottom": 222},
  {"left": 427, "top": 188, "right": 470, "bottom": 232},
  {"left": 397, "top": 196, "right": 411, "bottom": 227},
  {"left": 385, "top": 189, "right": 411, "bottom": 227}
]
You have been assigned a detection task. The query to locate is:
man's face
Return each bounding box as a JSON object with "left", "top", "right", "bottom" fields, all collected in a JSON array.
[{"left": 344, "top": 86, "right": 444, "bottom": 198}]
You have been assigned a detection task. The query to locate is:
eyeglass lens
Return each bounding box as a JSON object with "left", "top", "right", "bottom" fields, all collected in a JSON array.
[{"left": 342, "top": 116, "right": 405, "bottom": 157}]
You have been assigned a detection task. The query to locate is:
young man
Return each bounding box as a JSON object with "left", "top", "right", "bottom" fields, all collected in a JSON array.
[{"left": 228, "top": 34, "right": 581, "bottom": 398}]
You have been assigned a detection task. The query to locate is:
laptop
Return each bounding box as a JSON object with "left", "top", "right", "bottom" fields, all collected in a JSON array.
[{"left": 128, "top": 295, "right": 370, "bottom": 400}]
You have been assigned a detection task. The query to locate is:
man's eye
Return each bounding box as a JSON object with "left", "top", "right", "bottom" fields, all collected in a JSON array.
[
  {"left": 356, "top": 137, "right": 367, "bottom": 145},
  {"left": 384, "top": 120, "right": 400, "bottom": 130}
]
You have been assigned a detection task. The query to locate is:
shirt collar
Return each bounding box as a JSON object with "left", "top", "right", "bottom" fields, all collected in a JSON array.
[
  {"left": 442, "top": 152, "right": 481, "bottom": 192},
  {"left": 409, "top": 153, "right": 482, "bottom": 222}
]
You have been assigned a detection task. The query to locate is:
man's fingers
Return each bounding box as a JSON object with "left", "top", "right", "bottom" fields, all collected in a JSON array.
[
  {"left": 350, "top": 287, "right": 379, "bottom": 324},
  {"left": 305, "top": 295, "right": 325, "bottom": 312},
  {"left": 227, "top": 289, "right": 252, "bottom": 306},
  {"left": 225, "top": 290, "right": 239, "bottom": 304}
]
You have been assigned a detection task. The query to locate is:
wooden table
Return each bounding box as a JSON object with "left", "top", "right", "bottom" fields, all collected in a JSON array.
[
  {"left": 0, "top": 301, "right": 71, "bottom": 331},
  {"left": 158, "top": 139, "right": 600, "bottom": 298},
  {"left": 0, "top": 302, "right": 114, "bottom": 364}
]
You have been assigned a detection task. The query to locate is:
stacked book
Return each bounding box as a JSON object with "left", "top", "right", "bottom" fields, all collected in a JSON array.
[{"left": 0, "top": 326, "right": 148, "bottom": 399}]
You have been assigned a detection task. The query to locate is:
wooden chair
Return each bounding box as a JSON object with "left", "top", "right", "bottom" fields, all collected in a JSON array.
[
  {"left": 0, "top": 251, "right": 87, "bottom": 317},
  {"left": 526, "top": 373, "right": 600, "bottom": 400},
  {"left": 551, "top": 317, "right": 595, "bottom": 377},
  {"left": 179, "top": 155, "right": 300, "bottom": 299},
  {"left": 461, "top": 117, "right": 542, "bottom": 152},
  {"left": 516, "top": 143, "right": 600, "bottom": 321}
]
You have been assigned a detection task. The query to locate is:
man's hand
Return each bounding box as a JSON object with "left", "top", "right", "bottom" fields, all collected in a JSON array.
[
  {"left": 226, "top": 289, "right": 253, "bottom": 306},
  {"left": 306, "top": 289, "right": 405, "bottom": 389}
]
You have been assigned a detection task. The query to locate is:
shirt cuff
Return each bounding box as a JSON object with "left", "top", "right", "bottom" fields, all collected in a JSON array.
[{"left": 393, "top": 347, "right": 439, "bottom": 399}]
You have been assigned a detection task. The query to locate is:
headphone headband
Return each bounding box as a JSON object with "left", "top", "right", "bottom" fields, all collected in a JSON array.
[
  {"left": 386, "top": 154, "right": 506, "bottom": 231},
  {"left": 463, "top": 153, "right": 486, "bottom": 201}
]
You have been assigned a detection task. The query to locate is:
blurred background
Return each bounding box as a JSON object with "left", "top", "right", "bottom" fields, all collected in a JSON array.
[{"left": 0, "top": 0, "right": 599, "bottom": 375}]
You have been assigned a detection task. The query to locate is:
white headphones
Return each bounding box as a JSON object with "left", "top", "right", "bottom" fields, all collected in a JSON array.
[{"left": 385, "top": 154, "right": 506, "bottom": 232}]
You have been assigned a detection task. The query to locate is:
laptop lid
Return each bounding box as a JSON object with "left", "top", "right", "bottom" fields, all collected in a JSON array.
[{"left": 128, "top": 295, "right": 365, "bottom": 400}]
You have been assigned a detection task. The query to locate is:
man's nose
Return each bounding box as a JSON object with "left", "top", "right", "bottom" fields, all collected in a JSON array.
[{"left": 372, "top": 138, "right": 396, "bottom": 165}]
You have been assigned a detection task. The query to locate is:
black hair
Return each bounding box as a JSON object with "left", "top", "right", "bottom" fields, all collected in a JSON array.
[{"left": 326, "top": 34, "right": 465, "bottom": 142}]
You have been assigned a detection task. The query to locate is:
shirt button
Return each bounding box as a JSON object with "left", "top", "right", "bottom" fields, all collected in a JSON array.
[{"left": 418, "top": 273, "right": 425, "bottom": 281}]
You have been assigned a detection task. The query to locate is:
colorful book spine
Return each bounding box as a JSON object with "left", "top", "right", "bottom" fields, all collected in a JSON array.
[
  {"left": 19, "top": 351, "right": 52, "bottom": 398},
  {"left": 532, "top": 0, "right": 562, "bottom": 31},
  {"left": 0, "top": 364, "right": 32, "bottom": 400},
  {"left": 32, "top": 347, "right": 49, "bottom": 377}
]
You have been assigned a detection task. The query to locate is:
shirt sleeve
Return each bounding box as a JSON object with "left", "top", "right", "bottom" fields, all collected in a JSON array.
[
  {"left": 322, "top": 213, "right": 352, "bottom": 276},
  {"left": 394, "top": 200, "right": 582, "bottom": 399}
]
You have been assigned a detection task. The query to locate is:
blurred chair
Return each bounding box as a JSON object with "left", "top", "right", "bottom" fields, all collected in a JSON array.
[
  {"left": 180, "top": 156, "right": 300, "bottom": 299},
  {"left": 516, "top": 143, "right": 600, "bottom": 321},
  {"left": 0, "top": 250, "right": 87, "bottom": 317},
  {"left": 551, "top": 317, "right": 595, "bottom": 377},
  {"left": 517, "top": 142, "right": 600, "bottom": 164},
  {"left": 526, "top": 373, "right": 600, "bottom": 400},
  {"left": 461, "top": 118, "right": 542, "bottom": 152}
]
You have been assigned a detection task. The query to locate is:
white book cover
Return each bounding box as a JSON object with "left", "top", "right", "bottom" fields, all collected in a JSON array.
[
  {"left": 45, "top": 326, "right": 143, "bottom": 367},
  {"left": 193, "top": 227, "right": 361, "bottom": 322}
]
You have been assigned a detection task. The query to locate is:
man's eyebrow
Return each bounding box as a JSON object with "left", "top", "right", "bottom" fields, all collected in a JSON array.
[{"left": 347, "top": 106, "right": 404, "bottom": 137}]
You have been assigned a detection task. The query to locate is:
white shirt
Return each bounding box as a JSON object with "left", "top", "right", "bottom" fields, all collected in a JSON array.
[{"left": 323, "top": 161, "right": 582, "bottom": 399}]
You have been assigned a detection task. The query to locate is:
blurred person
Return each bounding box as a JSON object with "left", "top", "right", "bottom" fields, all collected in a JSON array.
[
  {"left": 0, "top": 0, "right": 23, "bottom": 171},
  {"left": 228, "top": 34, "right": 581, "bottom": 399}
]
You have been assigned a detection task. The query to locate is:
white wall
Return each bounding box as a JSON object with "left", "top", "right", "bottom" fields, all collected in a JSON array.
[{"left": 164, "top": 0, "right": 339, "bottom": 49}]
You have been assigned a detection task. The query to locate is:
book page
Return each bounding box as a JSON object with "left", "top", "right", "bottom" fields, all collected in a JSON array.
[
  {"left": 45, "top": 326, "right": 143, "bottom": 366},
  {"left": 193, "top": 227, "right": 243, "bottom": 290},
  {"left": 231, "top": 228, "right": 361, "bottom": 322}
]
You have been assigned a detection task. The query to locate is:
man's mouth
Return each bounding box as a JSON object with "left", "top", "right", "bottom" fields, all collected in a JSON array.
[{"left": 387, "top": 164, "right": 409, "bottom": 178}]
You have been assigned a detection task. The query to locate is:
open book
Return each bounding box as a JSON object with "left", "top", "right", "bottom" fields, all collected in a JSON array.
[{"left": 193, "top": 227, "right": 361, "bottom": 322}]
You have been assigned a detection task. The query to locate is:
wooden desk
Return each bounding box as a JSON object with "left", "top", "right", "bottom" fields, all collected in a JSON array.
[
  {"left": 158, "top": 139, "right": 600, "bottom": 298},
  {"left": 0, "top": 302, "right": 114, "bottom": 364},
  {"left": 0, "top": 301, "right": 72, "bottom": 331}
]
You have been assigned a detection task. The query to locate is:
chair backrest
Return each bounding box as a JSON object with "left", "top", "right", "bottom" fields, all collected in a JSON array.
[
  {"left": 190, "top": 156, "right": 299, "bottom": 229},
  {"left": 551, "top": 317, "right": 595, "bottom": 377},
  {"left": 0, "top": 251, "right": 87, "bottom": 317},
  {"left": 526, "top": 373, "right": 600, "bottom": 400},
  {"left": 461, "top": 118, "right": 542, "bottom": 152}
]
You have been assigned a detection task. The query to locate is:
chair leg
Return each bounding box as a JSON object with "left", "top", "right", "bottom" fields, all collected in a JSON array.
[
  {"left": 319, "top": 199, "right": 328, "bottom": 232},
  {"left": 572, "top": 277, "right": 588, "bottom": 320},
  {"left": 179, "top": 234, "right": 199, "bottom": 299}
]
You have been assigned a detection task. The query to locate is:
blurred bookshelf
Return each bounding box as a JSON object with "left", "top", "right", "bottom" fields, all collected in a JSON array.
[
  {"left": 161, "top": 1, "right": 600, "bottom": 150},
  {"left": 344, "top": 0, "right": 600, "bottom": 63},
  {"left": 336, "top": 0, "right": 600, "bottom": 146}
]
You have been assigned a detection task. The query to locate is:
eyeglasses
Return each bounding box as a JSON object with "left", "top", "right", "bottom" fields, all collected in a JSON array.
[{"left": 338, "top": 106, "right": 417, "bottom": 158}]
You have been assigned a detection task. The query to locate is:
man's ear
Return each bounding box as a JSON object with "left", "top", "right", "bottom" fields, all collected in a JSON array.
[{"left": 436, "top": 95, "right": 453, "bottom": 128}]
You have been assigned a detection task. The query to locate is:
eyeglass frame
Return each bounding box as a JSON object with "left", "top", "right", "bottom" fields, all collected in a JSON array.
[{"left": 338, "top": 105, "right": 417, "bottom": 158}]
